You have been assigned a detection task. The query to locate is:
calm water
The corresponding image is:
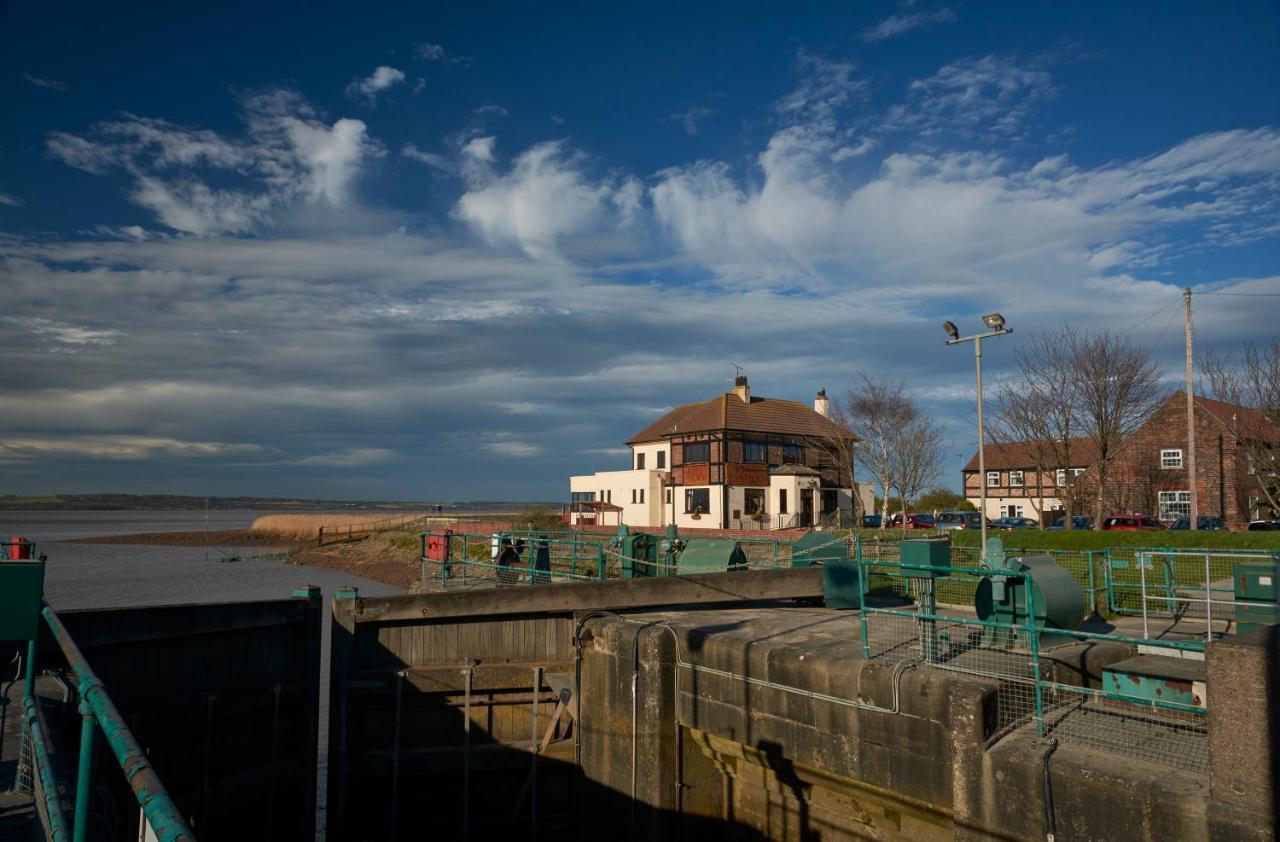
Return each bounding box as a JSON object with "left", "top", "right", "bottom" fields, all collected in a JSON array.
[
  {"left": 0, "top": 509, "right": 402, "bottom": 609},
  {"left": 1, "top": 510, "right": 404, "bottom": 836}
]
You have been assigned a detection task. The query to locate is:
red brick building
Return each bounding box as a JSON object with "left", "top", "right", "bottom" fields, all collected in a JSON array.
[{"left": 1095, "top": 393, "right": 1278, "bottom": 527}]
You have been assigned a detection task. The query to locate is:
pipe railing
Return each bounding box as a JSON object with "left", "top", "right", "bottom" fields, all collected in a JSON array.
[{"left": 28, "top": 604, "right": 197, "bottom": 842}]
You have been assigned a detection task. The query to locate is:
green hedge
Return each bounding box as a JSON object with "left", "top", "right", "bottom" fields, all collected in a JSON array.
[{"left": 947, "top": 528, "right": 1280, "bottom": 551}]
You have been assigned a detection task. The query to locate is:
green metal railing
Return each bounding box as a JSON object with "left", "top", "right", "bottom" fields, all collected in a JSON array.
[
  {"left": 19, "top": 604, "right": 196, "bottom": 842},
  {"left": 1102, "top": 546, "right": 1280, "bottom": 617},
  {"left": 855, "top": 557, "right": 1209, "bottom": 772},
  {"left": 420, "top": 530, "right": 610, "bottom": 587}
]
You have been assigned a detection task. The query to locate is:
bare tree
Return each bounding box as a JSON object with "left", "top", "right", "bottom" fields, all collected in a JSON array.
[
  {"left": 990, "top": 330, "right": 1085, "bottom": 529},
  {"left": 842, "top": 373, "right": 918, "bottom": 529},
  {"left": 1069, "top": 330, "right": 1163, "bottom": 529},
  {"left": 890, "top": 416, "right": 946, "bottom": 520},
  {"left": 1201, "top": 338, "right": 1280, "bottom": 518}
]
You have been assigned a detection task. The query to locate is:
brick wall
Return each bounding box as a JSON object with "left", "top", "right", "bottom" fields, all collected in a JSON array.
[{"left": 1101, "top": 394, "right": 1255, "bottom": 527}]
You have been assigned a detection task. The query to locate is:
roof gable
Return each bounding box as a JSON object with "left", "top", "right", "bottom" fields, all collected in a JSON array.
[{"left": 626, "top": 392, "right": 851, "bottom": 444}]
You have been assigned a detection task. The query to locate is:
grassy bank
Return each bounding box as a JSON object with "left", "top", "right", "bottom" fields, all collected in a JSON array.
[{"left": 946, "top": 528, "right": 1280, "bottom": 552}]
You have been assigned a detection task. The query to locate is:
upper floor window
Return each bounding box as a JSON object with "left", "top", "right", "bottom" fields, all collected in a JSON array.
[
  {"left": 743, "top": 441, "right": 767, "bottom": 463},
  {"left": 636, "top": 452, "right": 645, "bottom": 470},
  {"left": 571, "top": 491, "right": 596, "bottom": 503},
  {"left": 986, "top": 471, "right": 1001, "bottom": 487},
  {"left": 683, "top": 442, "right": 710, "bottom": 463},
  {"left": 1055, "top": 469, "right": 1067, "bottom": 486},
  {"left": 781, "top": 443, "right": 804, "bottom": 464},
  {"left": 657, "top": 451, "right": 666, "bottom": 469},
  {"left": 1071, "top": 468, "right": 1086, "bottom": 478},
  {"left": 1009, "top": 470, "right": 1024, "bottom": 487},
  {"left": 1161, "top": 449, "right": 1183, "bottom": 469}
]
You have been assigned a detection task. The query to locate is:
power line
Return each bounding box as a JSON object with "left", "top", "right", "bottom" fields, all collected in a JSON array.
[{"left": 1194, "top": 291, "right": 1280, "bottom": 297}]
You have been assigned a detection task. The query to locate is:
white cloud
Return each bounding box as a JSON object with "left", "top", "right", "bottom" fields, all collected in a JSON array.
[
  {"left": 455, "top": 140, "right": 626, "bottom": 259},
  {"left": 485, "top": 440, "right": 542, "bottom": 457},
  {"left": 668, "top": 105, "right": 718, "bottom": 135},
  {"left": 0, "top": 435, "right": 261, "bottom": 462},
  {"left": 4, "top": 316, "right": 122, "bottom": 348},
  {"left": 415, "top": 42, "right": 470, "bottom": 65},
  {"left": 289, "top": 447, "right": 394, "bottom": 466},
  {"left": 0, "top": 192, "right": 24, "bottom": 207},
  {"left": 46, "top": 89, "right": 377, "bottom": 235},
  {"left": 22, "top": 72, "right": 69, "bottom": 91},
  {"left": 475, "top": 104, "right": 508, "bottom": 118},
  {"left": 402, "top": 143, "right": 453, "bottom": 172},
  {"left": 862, "top": 7, "right": 956, "bottom": 42},
  {"left": 345, "top": 66, "right": 406, "bottom": 104},
  {"left": 886, "top": 55, "right": 1054, "bottom": 138}
]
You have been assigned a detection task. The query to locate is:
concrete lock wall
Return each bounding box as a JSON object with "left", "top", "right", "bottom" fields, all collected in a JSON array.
[
  {"left": 53, "top": 593, "right": 323, "bottom": 840},
  {"left": 326, "top": 569, "right": 1279, "bottom": 842}
]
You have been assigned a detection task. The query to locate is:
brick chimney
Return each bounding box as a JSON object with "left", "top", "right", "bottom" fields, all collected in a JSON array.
[
  {"left": 814, "top": 388, "right": 829, "bottom": 418},
  {"left": 733, "top": 375, "right": 751, "bottom": 404}
]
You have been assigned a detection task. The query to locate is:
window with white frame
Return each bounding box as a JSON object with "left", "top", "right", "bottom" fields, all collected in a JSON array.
[
  {"left": 1158, "top": 490, "right": 1191, "bottom": 519},
  {"left": 1055, "top": 468, "right": 1067, "bottom": 486},
  {"left": 1161, "top": 449, "right": 1183, "bottom": 469},
  {"left": 1009, "top": 470, "right": 1024, "bottom": 487},
  {"left": 999, "top": 505, "right": 1024, "bottom": 518},
  {"left": 1071, "top": 468, "right": 1086, "bottom": 478},
  {"left": 986, "top": 471, "right": 1001, "bottom": 487}
]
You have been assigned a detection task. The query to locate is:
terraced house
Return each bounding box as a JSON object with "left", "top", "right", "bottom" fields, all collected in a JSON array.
[
  {"left": 569, "top": 377, "right": 869, "bottom": 529},
  {"left": 962, "top": 439, "right": 1098, "bottom": 523}
]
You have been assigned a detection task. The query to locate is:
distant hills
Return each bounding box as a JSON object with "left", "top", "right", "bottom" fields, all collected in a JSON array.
[{"left": 0, "top": 494, "right": 559, "bottom": 512}]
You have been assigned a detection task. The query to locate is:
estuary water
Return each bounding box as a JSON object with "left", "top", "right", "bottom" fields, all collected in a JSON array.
[
  {"left": 1, "top": 509, "right": 403, "bottom": 837},
  {"left": 0, "top": 509, "right": 402, "bottom": 609}
]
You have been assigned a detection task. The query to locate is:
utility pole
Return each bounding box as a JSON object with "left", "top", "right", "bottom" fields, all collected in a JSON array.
[{"left": 1185, "top": 288, "right": 1198, "bottom": 530}]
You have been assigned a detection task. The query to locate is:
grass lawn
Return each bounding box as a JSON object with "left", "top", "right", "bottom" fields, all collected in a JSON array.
[{"left": 947, "top": 528, "right": 1280, "bottom": 552}]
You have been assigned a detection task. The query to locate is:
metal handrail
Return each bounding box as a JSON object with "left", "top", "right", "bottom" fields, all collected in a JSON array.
[{"left": 40, "top": 604, "right": 196, "bottom": 842}]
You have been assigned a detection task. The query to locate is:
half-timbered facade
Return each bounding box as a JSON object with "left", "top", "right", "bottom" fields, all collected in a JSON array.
[
  {"left": 570, "top": 377, "right": 866, "bottom": 529},
  {"left": 961, "top": 439, "right": 1097, "bottom": 523}
]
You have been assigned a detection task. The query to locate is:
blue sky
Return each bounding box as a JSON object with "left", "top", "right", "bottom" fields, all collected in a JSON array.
[{"left": 2, "top": 1, "right": 1279, "bottom": 501}]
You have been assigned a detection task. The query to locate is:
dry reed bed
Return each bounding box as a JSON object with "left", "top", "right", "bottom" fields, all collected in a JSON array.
[{"left": 249, "top": 512, "right": 424, "bottom": 541}]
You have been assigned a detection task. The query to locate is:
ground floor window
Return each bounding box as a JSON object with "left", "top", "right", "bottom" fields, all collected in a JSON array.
[
  {"left": 685, "top": 488, "right": 710, "bottom": 514},
  {"left": 779, "top": 489, "right": 788, "bottom": 514},
  {"left": 744, "top": 488, "right": 766, "bottom": 516},
  {"left": 1000, "top": 504, "right": 1024, "bottom": 518},
  {"left": 1158, "top": 490, "right": 1191, "bottom": 519},
  {"left": 665, "top": 488, "right": 672, "bottom": 504},
  {"left": 820, "top": 489, "right": 838, "bottom": 514}
]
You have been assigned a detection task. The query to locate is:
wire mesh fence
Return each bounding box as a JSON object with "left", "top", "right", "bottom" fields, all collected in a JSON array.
[
  {"left": 856, "top": 557, "right": 1211, "bottom": 774},
  {"left": 419, "top": 531, "right": 610, "bottom": 588},
  {"left": 1103, "top": 547, "right": 1279, "bottom": 621}
]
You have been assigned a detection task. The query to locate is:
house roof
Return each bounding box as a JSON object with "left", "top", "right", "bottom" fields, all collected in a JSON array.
[
  {"left": 1194, "top": 395, "right": 1279, "bottom": 442},
  {"left": 626, "top": 392, "right": 852, "bottom": 444},
  {"left": 963, "top": 438, "right": 1098, "bottom": 472}
]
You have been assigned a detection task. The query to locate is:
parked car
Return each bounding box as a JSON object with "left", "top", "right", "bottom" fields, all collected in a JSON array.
[
  {"left": 887, "top": 513, "right": 936, "bottom": 529},
  {"left": 936, "top": 511, "right": 981, "bottom": 530},
  {"left": 1169, "top": 516, "right": 1228, "bottom": 531},
  {"left": 1046, "top": 515, "right": 1093, "bottom": 531},
  {"left": 861, "top": 514, "right": 882, "bottom": 528},
  {"left": 1102, "top": 514, "right": 1164, "bottom": 531},
  {"left": 990, "top": 517, "right": 1040, "bottom": 530},
  {"left": 1248, "top": 520, "right": 1280, "bottom": 531}
]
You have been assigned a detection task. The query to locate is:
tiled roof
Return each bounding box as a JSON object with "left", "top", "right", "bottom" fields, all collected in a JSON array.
[
  {"left": 962, "top": 438, "right": 1098, "bottom": 472},
  {"left": 1194, "top": 395, "right": 1279, "bottom": 442},
  {"left": 626, "top": 393, "right": 852, "bottom": 444}
]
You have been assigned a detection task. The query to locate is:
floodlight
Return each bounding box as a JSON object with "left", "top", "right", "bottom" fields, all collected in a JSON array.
[
  {"left": 943, "top": 320, "right": 959, "bottom": 340},
  {"left": 982, "top": 313, "right": 1006, "bottom": 329}
]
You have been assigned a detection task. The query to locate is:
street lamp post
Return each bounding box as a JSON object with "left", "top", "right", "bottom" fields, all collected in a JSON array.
[{"left": 944, "top": 314, "right": 1013, "bottom": 564}]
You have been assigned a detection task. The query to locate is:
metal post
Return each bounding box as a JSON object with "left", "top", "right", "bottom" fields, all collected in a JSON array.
[
  {"left": 1140, "top": 553, "right": 1150, "bottom": 640},
  {"left": 462, "top": 661, "right": 472, "bottom": 835},
  {"left": 975, "top": 335, "right": 988, "bottom": 564},
  {"left": 1026, "top": 577, "right": 1045, "bottom": 737},
  {"left": 390, "top": 671, "right": 404, "bottom": 840},
  {"left": 73, "top": 702, "right": 95, "bottom": 842},
  {"left": 1185, "top": 288, "right": 1199, "bottom": 529},
  {"left": 1204, "top": 552, "right": 1213, "bottom": 644},
  {"left": 531, "top": 665, "right": 542, "bottom": 838},
  {"left": 23, "top": 638, "right": 36, "bottom": 701}
]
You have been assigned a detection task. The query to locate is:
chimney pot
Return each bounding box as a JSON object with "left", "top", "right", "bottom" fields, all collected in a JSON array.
[
  {"left": 733, "top": 375, "right": 750, "bottom": 403},
  {"left": 814, "top": 388, "right": 830, "bottom": 418}
]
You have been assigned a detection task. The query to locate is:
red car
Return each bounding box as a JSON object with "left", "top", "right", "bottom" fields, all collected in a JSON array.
[
  {"left": 1102, "top": 514, "right": 1164, "bottom": 531},
  {"left": 888, "top": 513, "right": 936, "bottom": 529}
]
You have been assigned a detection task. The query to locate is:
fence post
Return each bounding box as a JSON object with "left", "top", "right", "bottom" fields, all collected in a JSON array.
[{"left": 1025, "top": 576, "right": 1045, "bottom": 737}]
